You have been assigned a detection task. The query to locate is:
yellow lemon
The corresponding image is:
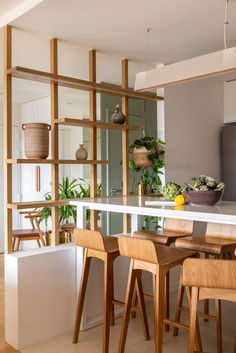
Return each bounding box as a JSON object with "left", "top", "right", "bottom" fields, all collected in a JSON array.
[{"left": 174, "top": 194, "right": 186, "bottom": 205}]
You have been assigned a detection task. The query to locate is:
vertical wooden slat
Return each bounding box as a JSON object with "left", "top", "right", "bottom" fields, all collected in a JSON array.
[
  {"left": 122, "top": 59, "right": 129, "bottom": 233},
  {"left": 89, "top": 49, "right": 97, "bottom": 230},
  {"left": 50, "top": 38, "right": 59, "bottom": 245},
  {"left": 4, "top": 25, "right": 13, "bottom": 253}
]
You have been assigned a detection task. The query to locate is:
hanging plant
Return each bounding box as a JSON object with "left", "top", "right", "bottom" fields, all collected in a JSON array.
[{"left": 129, "top": 137, "right": 165, "bottom": 194}]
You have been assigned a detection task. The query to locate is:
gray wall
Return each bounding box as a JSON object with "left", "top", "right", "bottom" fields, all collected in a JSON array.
[{"left": 164, "top": 79, "right": 224, "bottom": 186}]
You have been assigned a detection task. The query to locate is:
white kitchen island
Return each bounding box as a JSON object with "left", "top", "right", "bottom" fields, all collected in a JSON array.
[{"left": 5, "top": 196, "right": 236, "bottom": 350}]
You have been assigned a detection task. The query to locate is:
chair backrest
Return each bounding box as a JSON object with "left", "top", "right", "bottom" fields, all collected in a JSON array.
[
  {"left": 74, "top": 228, "right": 107, "bottom": 252},
  {"left": 183, "top": 258, "right": 236, "bottom": 291},
  {"left": 206, "top": 222, "right": 236, "bottom": 240},
  {"left": 164, "top": 218, "right": 194, "bottom": 234},
  {"left": 118, "top": 236, "right": 158, "bottom": 264}
]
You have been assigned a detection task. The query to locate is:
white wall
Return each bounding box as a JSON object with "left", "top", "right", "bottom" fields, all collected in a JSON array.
[
  {"left": 224, "top": 80, "right": 236, "bottom": 123},
  {"left": 164, "top": 79, "right": 224, "bottom": 185}
]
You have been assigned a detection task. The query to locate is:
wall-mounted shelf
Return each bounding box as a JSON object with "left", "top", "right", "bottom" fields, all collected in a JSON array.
[
  {"left": 7, "top": 159, "right": 108, "bottom": 165},
  {"left": 7, "top": 199, "right": 71, "bottom": 210},
  {"left": 8, "top": 66, "right": 164, "bottom": 102},
  {"left": 54, "top": 118, "right": 140, "bottom": 131}
]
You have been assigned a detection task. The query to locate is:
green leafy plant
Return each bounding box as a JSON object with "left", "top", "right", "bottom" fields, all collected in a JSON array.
[
  {"left": 39, "top": 177, "right": 102, "bottom": 228},
  {"left": 183, "top": 175, "right": 225, "bottom": 192},
  {"left": 129, "top": 137, "right": 165, "bottom": 194}
]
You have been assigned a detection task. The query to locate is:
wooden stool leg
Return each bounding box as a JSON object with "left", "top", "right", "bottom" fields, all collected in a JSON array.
[
  {"left": 118, "top": 260, "right": 137, "bottom": 353},
  {"left": 135, "top": 271, "right": 150, "bottom": 340},
  {"left": 37, "top": 239, "right": 41, "bottom": 248},
  {"left": 16, "top": 238, "right": 20, "bottom": 251},
  {"left": 188, "top": 287, "right": 199, "bottom": 353},
  {"left": 103, "top": 254, "right": 114, "bottom": 353},
  {"left": 131, "top": 291, "right": 138, "bottom": 318},
  {"left": 204, "top": 253, "right": 210, "bottom": 321},
  {"left": 186, "top": 286, "right": 202, "bottom": 352},
  {"left": 165, "top": 271, "right": 170, "bottom": 332},
  {"left": 173, "top": 276, "right": 185, "bottom": 336},
  {"left": 110, "top": 259, "right": 115, "bottom": 327},
  {"left": 234, "top": 334, "right": 236, "bottom": 353},
  {"left": 12, "top": 237, "right": 16, "bottom": 251},
  {"left": 73, "top": 251, "right": 91, "bottom": 344},
  {"left": 153, "top": 266, "right": 166, "bottom": 353},
  {"left": 215, "top": 299, "right": 222, "bottom": 353}
]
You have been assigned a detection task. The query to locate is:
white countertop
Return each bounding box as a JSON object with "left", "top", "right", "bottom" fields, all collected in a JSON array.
[{"left": 70, "top": 195, "right": 236, "bottom": 224}]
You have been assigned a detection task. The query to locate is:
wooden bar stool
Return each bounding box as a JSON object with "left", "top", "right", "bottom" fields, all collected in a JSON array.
[
  {"left": 118, "top": 235, "right": 200, "bottom": 353},
  {"left": 12, "top": 211, "right": 45, "bottom": 251},
  {"left": 133, "top": 218, "right": 194, "bottom": 329},
  {"left": 73, "top": 229, "right": 150, "bottom": 353},
  {"left": 175, "top": 222, "right": 236, "bottom": 353},
  {"left": 183, "top": 258, "right": 236, "bottom": 353}
]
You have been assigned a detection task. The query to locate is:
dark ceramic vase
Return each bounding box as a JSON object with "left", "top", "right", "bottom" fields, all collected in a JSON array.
[{"left": 111, "top": 104, "right": 126, "bottom": 124}]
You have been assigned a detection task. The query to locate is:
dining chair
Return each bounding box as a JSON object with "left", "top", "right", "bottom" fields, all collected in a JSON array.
[
  {"left": 12, "top": 210, "right": 45, "bottom": 251},
  {"left": 133, "top": 218, "right": 194, "bottom": 330},
  {"left": 73, "top": 229, "right": 150, "bottom": 353},
  {"left": 175, "top": 222, "right": 236, "bottom": 353},
  {"left": 182, "top": 258, "right": 236, "bottom": 353},
  {"left": 117, "top": 235, "right": 200, "bottom": 353}
]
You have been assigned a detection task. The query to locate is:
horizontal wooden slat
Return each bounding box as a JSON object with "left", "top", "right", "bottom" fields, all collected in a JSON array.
[
  {"left": 7, "top": 199, "right": 71, "bottom": 210},
  {"left": 55, "top": 118, "right": 140, "bottom": 131},
  {"left": 7, "top": 159, "right": 108, "bottom": 165},
  {"left": 8, "top": 66, "right": 164, "bottom": 101}
]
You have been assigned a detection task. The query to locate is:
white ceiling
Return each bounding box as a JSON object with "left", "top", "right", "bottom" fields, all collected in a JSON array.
[
  {"left": 1, "top": 0, "right": 236, "bottom": 104},
  {"left": 10, "top": 0, "right": 236, "bottom": 64}
]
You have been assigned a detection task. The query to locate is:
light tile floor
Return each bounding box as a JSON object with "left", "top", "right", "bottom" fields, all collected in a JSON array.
[{"left": 21, "top": 298, "right": 236, "bottom": 353}]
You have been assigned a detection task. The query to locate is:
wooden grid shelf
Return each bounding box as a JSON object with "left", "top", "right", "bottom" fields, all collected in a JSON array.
[
  {"left": 54, "top": 118, "right": 140, "bottom": 131},
  {"left": 8, "top": 66, "right": 164, "bottom": 102},
  {"left": 7, "top": 159, "right": 108, "bottom": 165},
  {"left": 7, "top": 199, "right": 71, "bottom": 210}
]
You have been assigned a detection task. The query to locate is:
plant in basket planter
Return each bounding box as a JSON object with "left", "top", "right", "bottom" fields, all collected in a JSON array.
[
  {"left": 129, "top": 137, "right": 165, "bottom": 195},
  {"left": 183, "top": 175, "right": 225, "bottom": 206},
  {"left": 129, "top": 137, "right": 165, "bottom": 231}
]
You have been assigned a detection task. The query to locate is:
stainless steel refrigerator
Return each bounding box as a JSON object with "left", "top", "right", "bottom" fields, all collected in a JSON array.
[{"left": 221, "top": 123, "right": 236, "bottom": 201}]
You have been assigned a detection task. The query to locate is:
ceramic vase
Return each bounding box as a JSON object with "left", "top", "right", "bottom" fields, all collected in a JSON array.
[
  {"left": 111, "top": 104, "right": 126, "bottom": 124},
  {"left": 75, "top": 144, "right": 88, "bottom": 160}
]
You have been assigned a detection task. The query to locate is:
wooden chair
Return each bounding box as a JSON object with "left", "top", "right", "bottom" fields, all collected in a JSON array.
[
  {"left": 73, "top": 229, "right": 150, "bottom": 353},
  {"left": 134, "top": 218, "right": 194, "bottom": 246},
  {"left": 12, "top": 211, "right": 45, "bottom": 251},
  {"left": 60, "top": 223, "right": 76, "bottom": 242},
  {"left": 133, "top": 218, "right": 194, "bottom": 329},
  {"left": 183, "top": 258, "right": 236, "bottom": 353},
  {"left": 117, "top": 235, "right": 200, "bottom": 353},
  {"left": 175, "top": 222, "right": 236, "bottom": 353}
]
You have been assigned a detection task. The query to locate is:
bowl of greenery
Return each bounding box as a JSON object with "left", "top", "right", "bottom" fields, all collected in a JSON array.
[{"left": 184, "top": 175, "right": 225, "bottom": 206}]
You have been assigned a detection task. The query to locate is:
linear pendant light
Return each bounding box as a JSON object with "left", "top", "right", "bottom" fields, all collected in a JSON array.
[{"left": 135, "top": 47, "right": 236, "bottom": 91}]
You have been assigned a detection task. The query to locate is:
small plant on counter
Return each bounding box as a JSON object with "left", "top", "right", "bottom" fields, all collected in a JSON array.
[{"left": 183, "top": 175, "right": 225, "bottom": 192}]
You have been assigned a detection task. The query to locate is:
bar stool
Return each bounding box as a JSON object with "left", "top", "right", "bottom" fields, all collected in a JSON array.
[
  {"left": 12, "top": 211, "right": 45, "bottom": 251},
  {"left": 175, "top": 222, "right": 236, "bottom": 353},
  {"left": 133, "top": 218, "right": 194, "bottom": 329},
  {"left": 73, "top": 229, "right": 150, "bottom": 353},
  {"left": 182, "top": 258, "right": 236, "bottom": 353},
  {"left": 118, "top": 235, "right": 200, "bottom": 353}
]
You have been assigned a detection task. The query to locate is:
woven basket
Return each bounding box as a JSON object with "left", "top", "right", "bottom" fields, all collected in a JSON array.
[
  {"left": 133, "top": 147, "right": 154, "bottom": 168},
  {"left": 22, "top": 123, "right": 51, "bottom": 159}
]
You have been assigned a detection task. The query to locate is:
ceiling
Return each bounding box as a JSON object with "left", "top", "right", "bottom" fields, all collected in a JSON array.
[{"left": 1, "top": 0, "right": 236, "bottom": 104}]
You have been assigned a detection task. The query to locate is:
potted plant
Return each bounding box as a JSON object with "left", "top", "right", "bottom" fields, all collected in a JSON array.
[
  {"left": 184, "top": 175, "right": 225, "bottom": 206},
  {"left": 129, "top": 137, "right": 165, "bottom": 195},
  {"left": 39, "top": 177, "right": 102, "bottom": 244}
]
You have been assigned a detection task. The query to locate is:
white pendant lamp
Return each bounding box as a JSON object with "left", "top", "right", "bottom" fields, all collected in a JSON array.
[
  {"left": 135, "top": 0, "right": 235, "bottom": 92},
  {"left": 135, "top": 47, "right": 236, "bottom": 91}
]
